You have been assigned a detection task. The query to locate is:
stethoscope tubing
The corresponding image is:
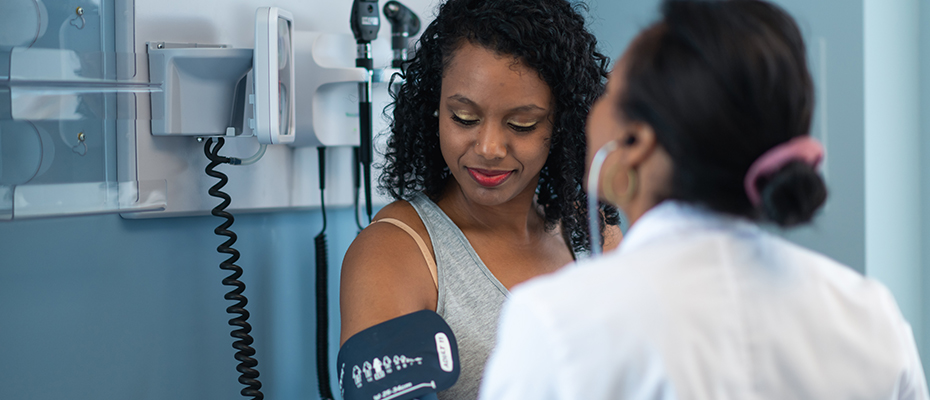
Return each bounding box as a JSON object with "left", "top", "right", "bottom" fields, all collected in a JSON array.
[{"left": 587, "top": 139, "right": 621, "bottom": 256}]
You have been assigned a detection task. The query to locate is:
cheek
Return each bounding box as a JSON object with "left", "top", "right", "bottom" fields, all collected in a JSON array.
[
  {"left": 516, "top": 131, "right": 553, "bottom": 171},
  {"left": 438, "top": 123, "right": 469, "bottom": 167}
]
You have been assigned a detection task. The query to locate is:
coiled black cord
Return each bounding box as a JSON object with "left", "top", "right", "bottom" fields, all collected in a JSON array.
[
  {"left": 204, "top": 137, "right": 264, "bottom": 400},
  {"left": 316, "top": 147, "right": 334, "bottom": 400}
]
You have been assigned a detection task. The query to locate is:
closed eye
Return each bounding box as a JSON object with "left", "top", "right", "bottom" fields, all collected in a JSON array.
[
  {"left": 509, "top": 122, "right": 538, "bottom": 133},
  {"left": 452, "top": 114, "right": 479, "bottom": 126}
]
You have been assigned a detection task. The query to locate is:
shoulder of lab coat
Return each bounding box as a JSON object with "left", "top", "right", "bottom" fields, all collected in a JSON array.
[
  {"left": 479, "top": 248, "right": 679, "bottom": 400},
  {"left": 479, "top": 204, "right": 929, "bottom": 400}
]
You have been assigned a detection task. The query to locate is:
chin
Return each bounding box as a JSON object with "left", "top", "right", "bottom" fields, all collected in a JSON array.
[{"left": 463, "top": 183, "right": 528, "bottom": 207}]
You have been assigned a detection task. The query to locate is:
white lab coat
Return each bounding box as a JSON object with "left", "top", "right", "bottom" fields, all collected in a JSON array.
[{"left": 480, "top": 201, "right": 928, "bottom": 400}]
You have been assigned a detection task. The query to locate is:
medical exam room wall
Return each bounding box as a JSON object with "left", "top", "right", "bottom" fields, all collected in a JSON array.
[
  {"left": 0, "top": 210, "right": 360, "bottom": 399},
  {"left": 0, "top": 0, "right": 433, "bottom": 399},
  {"left": 587, "top": 0, "right": 928, "bottom": 382},
  {"left": 1, "top": 1, "right": 926, "bottom": 399},
  {"left": 920, "top": 0, "right": 930, "bottom": 380},
  {"left": 865, "top": 0, "right": 925, "bottom": 382}
]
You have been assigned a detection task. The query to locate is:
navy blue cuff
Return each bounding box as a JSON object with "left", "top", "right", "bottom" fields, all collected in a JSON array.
[{"left": 337, "top": 310, "right": 460, "bottom": 400}]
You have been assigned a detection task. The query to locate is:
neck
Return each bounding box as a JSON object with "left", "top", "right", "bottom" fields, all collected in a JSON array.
[
  {"left": 624, "top": 147, "right": 674, "bottom": 228},
  {"left": 437, "top": 178, "right": 545, "bottom": 239},
  {"left": 623, "top": 190, "right": 666, "bottom": 228},
  {"left": 623, "top": 201, "right": 649, "bottom": 227}
]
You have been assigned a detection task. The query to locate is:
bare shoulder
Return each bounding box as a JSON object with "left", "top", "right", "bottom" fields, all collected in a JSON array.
[
  {"left": 339, "top": 199, "right": 437, "bottom": 345},
  {"left": 603, "top": 224, "right": 623, "bottom": 252},
  {"left": 371, "top": 199, "right": 431, "bottom": 238}
]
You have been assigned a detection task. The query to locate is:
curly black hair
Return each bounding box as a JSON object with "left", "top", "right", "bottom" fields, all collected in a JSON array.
[{"left": 379, "top": 0, "right": 619, "bottom": 251}]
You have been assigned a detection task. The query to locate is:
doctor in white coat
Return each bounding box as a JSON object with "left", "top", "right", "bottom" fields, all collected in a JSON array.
[{"left": 479, "top": 0, "right": 930, "bottom": 399}]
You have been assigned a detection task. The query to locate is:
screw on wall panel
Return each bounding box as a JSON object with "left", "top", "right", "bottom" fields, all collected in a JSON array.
[
  {"left": 196, "top": 137, "right": 205, "bottom": 143},
  {"left": 71, "top": 6, "right": 86, "bottom": 29},
  {"left": 72, "top": 131, "right": 87, "bottom": 156},
  {"left": 156, "top": 42, "right": 164, "bottom": 49}
]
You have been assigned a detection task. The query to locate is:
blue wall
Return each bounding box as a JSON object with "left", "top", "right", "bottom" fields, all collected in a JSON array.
[
  {"left": 0, "top": 208, "right": 352, "bottom": 399},
  {"left": 864, "top": 0, "right": 924, "bottom": 372},
  {"left": 920, "top": 0, "right": 930, "bottom": 373}
]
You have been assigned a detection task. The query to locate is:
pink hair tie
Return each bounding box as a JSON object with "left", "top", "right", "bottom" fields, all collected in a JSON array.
[{"left": 744, "top": 136, "right": 824, "bottom": 207}]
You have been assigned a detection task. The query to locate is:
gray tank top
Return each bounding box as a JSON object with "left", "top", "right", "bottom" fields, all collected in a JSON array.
[{"left": 408, "top": 192, "right": 509, "bottom": 400}]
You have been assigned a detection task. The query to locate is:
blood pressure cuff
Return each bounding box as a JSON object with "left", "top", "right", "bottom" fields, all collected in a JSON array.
[{"left": 337, "top": 310, "right": 460, "bottom": 400}]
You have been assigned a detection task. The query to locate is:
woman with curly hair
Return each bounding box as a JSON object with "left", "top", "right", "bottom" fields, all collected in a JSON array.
[{"left": 339, "top": 0, "right": 619, "bottom": 398}]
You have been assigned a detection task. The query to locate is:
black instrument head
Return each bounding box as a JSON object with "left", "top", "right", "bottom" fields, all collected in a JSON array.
[
  {"left": 350, "top": 0, "right": 381, "bottom": 43},
  {"left": 383, "top": 1, "right": 420, "bottom": 38}
]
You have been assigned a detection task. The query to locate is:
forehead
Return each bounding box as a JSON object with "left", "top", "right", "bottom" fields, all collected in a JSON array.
[{"left": 441, "top": 42, "right": 551, "bottom": 108}]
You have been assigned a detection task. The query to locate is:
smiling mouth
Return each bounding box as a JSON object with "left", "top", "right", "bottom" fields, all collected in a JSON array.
[{"left": 467, "top": 168, "right": 514, "bottom": 187}]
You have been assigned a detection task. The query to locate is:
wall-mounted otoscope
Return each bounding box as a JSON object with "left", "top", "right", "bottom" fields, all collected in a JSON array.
[
  {"left": 383, "top": 1, "right": 420, "bottom": 68},
  {"left": 350, "top": 0, "right": 380, "bottom": 224}
]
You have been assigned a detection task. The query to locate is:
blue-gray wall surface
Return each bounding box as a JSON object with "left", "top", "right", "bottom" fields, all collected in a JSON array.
[
  {"left": 864, "top": 0, "right": 924, "bottom": 378},
  {"left": 923, "top": 0, "right": 930, "bottom": 387},
  {"left": 1, "top": 209, "right": 352, "bottom": 399}
]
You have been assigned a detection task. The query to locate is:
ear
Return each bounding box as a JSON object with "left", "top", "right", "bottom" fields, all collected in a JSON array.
[{"left": 617, "top": 122, "right": 657, "bottom": 169}]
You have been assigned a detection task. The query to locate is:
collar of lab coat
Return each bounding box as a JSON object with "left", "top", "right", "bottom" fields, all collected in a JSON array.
[{"left": 617, "top": 201, "right": 762, "bottom": 255}]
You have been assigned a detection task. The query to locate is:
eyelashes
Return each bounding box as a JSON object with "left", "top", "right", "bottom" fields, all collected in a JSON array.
[
  {"left": 451, "top": 113, "right": 538, "bottom": 133},
  {"left": 451, "top": 113, "right": 479, "bottom": 126},
  {"left": 509, "top": 122, "right": 537, "bottom": 133}
]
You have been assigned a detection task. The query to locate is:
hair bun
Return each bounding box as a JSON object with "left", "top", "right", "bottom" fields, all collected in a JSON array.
[{"left": 758, "top": 161, "right": 827, "bottom": 227}]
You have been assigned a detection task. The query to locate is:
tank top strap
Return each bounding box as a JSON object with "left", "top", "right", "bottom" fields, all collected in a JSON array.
[
  {"left": 369, "top": 218, "right": 438, "bottom": 289},
  {"left": 406, "top": 192, "right": 510, "bottom": 400},
  {"left": 406, "top": 192, "right": 510, "bottom": 309}
]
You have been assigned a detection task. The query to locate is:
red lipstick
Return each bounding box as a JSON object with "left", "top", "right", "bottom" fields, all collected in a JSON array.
[{"left": 467, "top": 168, "right": 513, "bottom": 187}]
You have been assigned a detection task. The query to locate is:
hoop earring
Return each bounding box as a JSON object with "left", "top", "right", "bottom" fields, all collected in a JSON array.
[{"left": 603, "top": 168, "right": 638, "bottom": 206}]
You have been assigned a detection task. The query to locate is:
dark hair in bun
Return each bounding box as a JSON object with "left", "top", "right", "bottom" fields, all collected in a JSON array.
[
  {"left": 757, "top": 161, "right": 827, "bottom": 226},
  {"left": 617, "top": 0, "right": 826, "bottom": 227}
]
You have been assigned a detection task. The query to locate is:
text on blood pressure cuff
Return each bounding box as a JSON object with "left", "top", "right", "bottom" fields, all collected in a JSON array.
[{"left": 337, "top": 310, "right": 460, "bottom": 400}]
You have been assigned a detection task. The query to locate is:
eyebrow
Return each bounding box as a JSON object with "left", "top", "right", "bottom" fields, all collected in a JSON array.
[{"left": 447, "top": 94, "right": 548, "bottom": 113}]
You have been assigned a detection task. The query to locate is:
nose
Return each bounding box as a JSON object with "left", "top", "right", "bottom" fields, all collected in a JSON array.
[{"left": 474, "top": 123, "right": 507, "bottom": 160}]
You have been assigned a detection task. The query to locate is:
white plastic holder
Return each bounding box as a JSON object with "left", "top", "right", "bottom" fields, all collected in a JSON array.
[
  {"left": 148, "top": 7, "right": 296, "bottom": 143},
  {"left": 252, "top": 7, "right": 295, "bottom": 145},
  {"left": 287, "top": 31, "right": 370, "bottom": 148},
  {"left": 147, "top": 43, "right": 253, "bottom": 137}
]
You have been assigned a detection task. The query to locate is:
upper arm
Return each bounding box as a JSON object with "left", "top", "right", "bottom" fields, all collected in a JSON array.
[{"left": 339, "top": 203, "right": 438, "bottom": 345}]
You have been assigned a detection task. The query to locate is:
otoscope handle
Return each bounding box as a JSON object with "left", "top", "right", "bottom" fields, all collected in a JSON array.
[
  {"left": 356, "top": 57, "right": 374, "bottom": 70},
  {"left": 358, "top": 93, "right": 374, "bottom": 221},
  {"left": 358, "top": 96, "right": 372, "bottom": 166}
]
